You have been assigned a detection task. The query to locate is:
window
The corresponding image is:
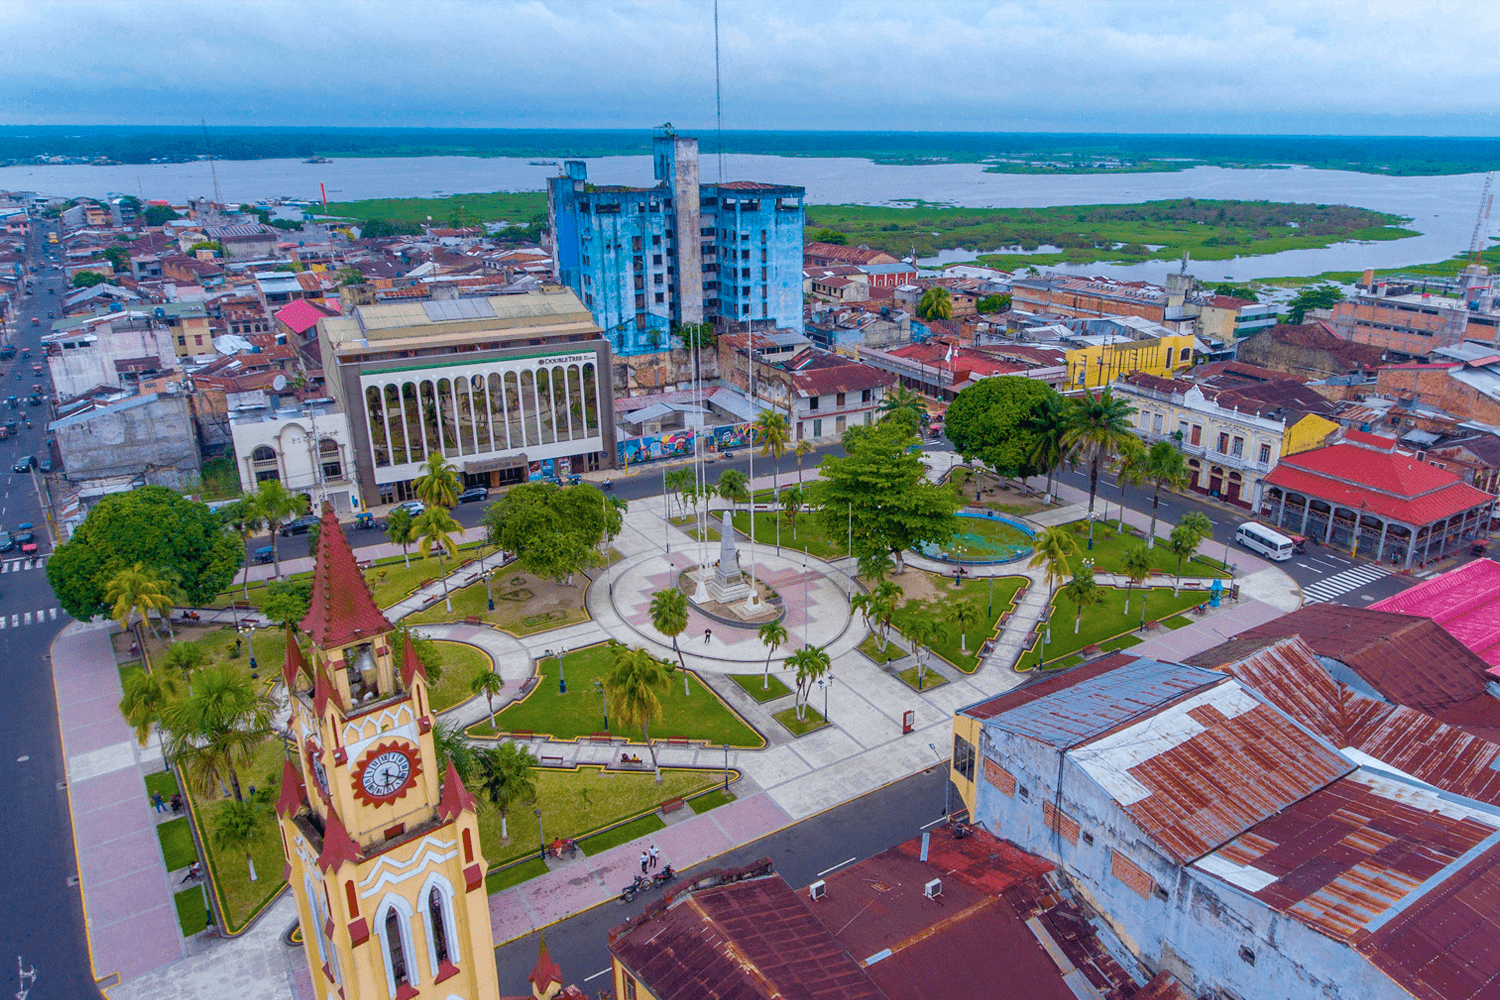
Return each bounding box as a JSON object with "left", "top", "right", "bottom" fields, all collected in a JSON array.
[
  {"left": 1238, "top": 946, "right": 1256, "bottom": 966},
  {"left": 654, "top": 292, "right": 664, "bottom": 303},
  {"left": 651, "top": 234, "right": 661, "bottom": 246},
  {"left": 836, "top": 415, "right": 846, "bottom": 432},
  {"left": 1231, "top": 436, "right": 1243, "bottom": 458},
  {"left": 836, "top": 392, "right": 846, "bottom": 407},
  {"left": 652, "top": 254, "right": 662, "bottom": 266},
  {"left": 1190, "top": 424, "right": 1202, "bottom": 446},
  {"left": 808, "top": 396, "right": 819, "bottom": 411},
  {"left": 1218, "top": 432, "right": 1229, "bottom": 454},
  {"left": 862, "top": 388, "right": 872, "bottom": 403},
  {"left": 1258, "top": 443, "right": 1272, "bottom": 464},
  {"left": 623, "top": 975, "right": 638, "bottom": 1000},
  {"left": 1081, "top": 832, "right": 1095, "bottom": 846},
  {"left": 742, "top": 249, "right": 750, "bottom": 260},
  {"left": 760, "top": 229, "right": 767, "bottom": 242},
  {"left": 952, "top": 735, "right": 975, "bottom": 781},
  {"left": 632, "top": 236, "right": 641, "bottom": 252},
  {"left": 1180, "top": 346, "right": 1192, "bottom": 362},
  {"left": 1153, "top": 413, "right": 1163, "bottom": 434},
  {"left": 319, "top": 438, "right": 342, "bottom": 480},
  {"left": 427, "top": 886, "right": 453, "bottom": 971},
  {"left": 1164, "top": 349, "right": 1173, "bottom": 369},
  {"left": 382, "top": 906, "right": 414, "bottom": 993}
]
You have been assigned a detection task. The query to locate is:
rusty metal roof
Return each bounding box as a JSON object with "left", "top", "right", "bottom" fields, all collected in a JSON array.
[
  {"left": 1196, "top": 769, "right": 1499, "bottom": 950},
  {"left": 1069, "top": 680, "right": 1354, "bottom": 863}
]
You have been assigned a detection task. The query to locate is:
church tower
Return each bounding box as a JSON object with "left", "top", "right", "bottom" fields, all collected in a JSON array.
[{"left": 276, "top": 505, "right": 500, "bottom": 1000}]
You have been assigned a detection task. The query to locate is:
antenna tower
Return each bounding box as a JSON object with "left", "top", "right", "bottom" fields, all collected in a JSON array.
[
  {"left": 201, "top": 118, "right": 225, "bottom": 207},
  {"left": 1469, "top": 172, "right": 1494, "bottom": 266},
  {"left": 714, "top": 0, "right": 725, "bottom": 184}
]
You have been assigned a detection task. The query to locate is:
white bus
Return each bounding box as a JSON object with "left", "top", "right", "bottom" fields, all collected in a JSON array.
[{"left": 1236, "top": 521, "right": 1295, "bottom": 561}]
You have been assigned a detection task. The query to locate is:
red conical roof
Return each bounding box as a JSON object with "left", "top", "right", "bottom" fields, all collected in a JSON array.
[
  {"left": 282, "top": 626, "right": 308, "bottom": 691},
  {"left": 275, "top": 758, "right": 306, "bottom": 819},
  {"left": 317, "top": 803, "right": 362, "bottom": 873},
  {"left": 437, "top": 759, "right": 477, "bottom": 822},
  {"left": 529, "top": 937, "right": 564, "bottom": 992},
  {"left": 300, "top": 503, "right": 391, "bottom": 650},
  {"left": 400, "top": 632, "right": 428, "bottom": 688}
]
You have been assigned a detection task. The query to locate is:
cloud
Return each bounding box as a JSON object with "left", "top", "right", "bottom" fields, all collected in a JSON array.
[{"left": 3, "top": 0, "right": 1498, "bottom": 133}]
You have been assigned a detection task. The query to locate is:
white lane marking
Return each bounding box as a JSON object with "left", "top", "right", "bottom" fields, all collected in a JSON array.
[
  {"left": 817, "top": 856, "right": 857, "bottom": 877},
  {"left": 584, "top": 968, "right": 611, "bottom": 983}
]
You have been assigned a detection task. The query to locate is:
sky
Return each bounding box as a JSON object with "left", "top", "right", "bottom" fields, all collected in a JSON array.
[{"left": 4, "top": 0, "right": 1499, "bottom": 135}]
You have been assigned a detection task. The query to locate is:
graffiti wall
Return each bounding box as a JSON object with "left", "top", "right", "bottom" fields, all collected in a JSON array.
[{"left": 616, "top": 423, "right": 752, "bottom": 466}]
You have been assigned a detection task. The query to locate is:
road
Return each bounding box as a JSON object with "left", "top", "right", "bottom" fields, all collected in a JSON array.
[
  {"left": 491, "top": 766, "right": 953, "bottom": 995},
  {"left": 0, "top": 218, "right": 96, "bottom": 998}
]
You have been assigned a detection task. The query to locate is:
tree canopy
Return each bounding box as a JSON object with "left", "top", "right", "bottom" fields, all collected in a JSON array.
[
  {"left": 811, "top": 228, "right": 847, "bottom": 245},
  {"left": 142, "top": 205, "right": 181, "bottom": 227},
  {"left": 483, "top": 482, "right": 616, "bottom": 582},
  {"left": 47, "top": 486, "right": 242, "bottom": 621},
  {"left": 1287, "top": 283, "right": 1345, "bottom": 324},
  {"left": 71, "top": 271, "right": 110, "bottom": 288},
  {"left": 945, "top": 376, "right": 1058, "bottom": 479}
]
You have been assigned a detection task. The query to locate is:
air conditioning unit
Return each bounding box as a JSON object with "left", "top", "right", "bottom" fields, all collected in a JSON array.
[
  {"left": 809, "top": 880, "right": 826, "bottom": 901},
  {"left": 923, "top": 879, "right": 943, "bottom": 899}
]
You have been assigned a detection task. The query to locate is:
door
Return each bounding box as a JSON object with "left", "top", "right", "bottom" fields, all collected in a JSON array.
[{"left": 812, "top": 418, "right": 822, "bottom": 438}]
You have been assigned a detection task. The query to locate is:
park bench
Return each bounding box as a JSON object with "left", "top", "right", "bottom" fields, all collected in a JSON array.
[
  {"left": 1143, "top": 620, "right": 1160, "bottom": 631},
  {"left": 661, "top": 797, "right": 686, "bottom": 815},
  {"left": 667, "top": 737, "right": 691, "bottom": 747},
  {"left": 463, "top": 615, "right": 482, "bottom": 625},
  {"left": 540, "top": 755, "right": 565, "bottom": 767},
  {"left": 508, "top": 730, "right": 535, "bottom": 739},
  {"left": 589, "top": 733, "right": 616, "bottom": 744}
]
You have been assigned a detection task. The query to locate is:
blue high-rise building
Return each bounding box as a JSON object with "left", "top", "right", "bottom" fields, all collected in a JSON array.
[{"left": 548, "top": 133, "right": 805, "bottom": 356}]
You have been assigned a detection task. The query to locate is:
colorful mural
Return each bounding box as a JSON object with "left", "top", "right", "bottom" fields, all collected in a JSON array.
[{"left": 616, "top": 423, "right": 753, "bottom": 466}]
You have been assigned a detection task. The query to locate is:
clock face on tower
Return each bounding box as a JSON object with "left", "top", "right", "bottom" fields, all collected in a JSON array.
[{"left": 352, "top": 741, "right": 421, "bottom": 805}]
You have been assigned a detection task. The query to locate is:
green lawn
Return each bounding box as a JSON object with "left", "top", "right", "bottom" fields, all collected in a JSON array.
[
  {"left": 1017, "top": 586, "right": 1210, "bottom": 670},
  {"left": 858, "top": 635, "right": 906, "bottom": 664},
  {"left": 690, "top": 788, "right": 735, "bottom": 813},
  {"left": 886, "top": 575, "right": 1027, "bottom": 672},
  {"left": 579, "top": 813, "right": 666, "bottom": 856},
  {"left": 1162, "top": 615, "right": 1193, "bottom": 630},
  {"left": 174, "top": 886, "right": 212, "bottom": 937},
  {"left": 191, "top": 736, "right": 289, "bottom": 933},
  {"left": 774, "top": 706, "right": 829, "bottom": 736},
  {"left": 897, "top": 665, "right": 948, "bottom": 692},
  {"left": 729, "top": 672, "right": 792, "bottom": 703},
  {"left": 144, "top": 770, "right": 179, "bottom": 801},
  {"left": 731, "top": 510, "right": 845, "bottom": 560},
  {"left": 156, "top": 817, "right": 198, "bottom": 871},
  {"left": 425, "top": 640, "right": 495, "bottom": 713},
  {"left": 404, "top": 573, "right": 591, "bottom": 636},
  {"left": 1057, "top": 520, "right": 1231, "bottom": 579},
  {"left": 468, "top": 643, "right": 763, "bottom": 747},
  {"left": 485, "top": 857, "right": 549, "bottom": 894}
]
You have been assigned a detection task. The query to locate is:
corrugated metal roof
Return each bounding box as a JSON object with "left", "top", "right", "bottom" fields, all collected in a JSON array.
[{"left": 1371, "top": 558, "right": 1500, "bottom": 670}]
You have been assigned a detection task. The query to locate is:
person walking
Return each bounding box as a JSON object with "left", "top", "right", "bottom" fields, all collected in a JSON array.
[
  {"left": 704, "top": 627, "right": 712, "bottom": 645},
  {"left": 640, "top": 850, "right": 650, "bottom": 875},
  {"left": 649, "top": 843, "right": 660, "bottom": 869},
  {"left": 151, "top": 791, "right": 165, "bottom": 813}
]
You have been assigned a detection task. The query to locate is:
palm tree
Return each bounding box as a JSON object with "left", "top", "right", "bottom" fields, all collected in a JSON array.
[
  {"left": 213, "top": 799, "right": 267, "bottom": 881},
  {"left": 793, "top": 439, "right": 815, "bottom": 491},
  {"left": 917, "top": 286, "right": 953, "bottom": 321},
  {"left": 221, "top": 497, "right": 263, "bottom": 603},
  {"left": 755, "top": 410, "right": 792, "bottom": 497},
  {"left": 414, "top": 507, "right": 463, "bottom": 612},
  {"left": 1025, "top": 394, "right": 1072, "bottom": 504},
  {"left": 1122, "top": 544, "right": 1153, "bottom": 617},
  {"left": 604, "top": 645, "right": 669, "bottom": 780},
  {"left": 106, "top": 563, "right": 174, "bottom": 664},
  {"left": 386, "top": 506, "right": 416, "bottom": 568},
  {"left": 781, "top": 487, "right": 804, "bottom": 540},
  {"left": 944, "top": 599, "right": 982, "bottom": 653},
  {"left": 475, "top": 741, "right": 537, "bottom": 842},
  {"left": 1061, "top": 568, "right": 1101, "bottom": 635},
  {"left": 162, "top": 663, "right": 274, "bottom": 803},
  {"left": 902, "top": 616, "right": 941, "bottom": 689},
  {"left": 162, "top": 640, "right": 207, "bottom": 678},
  {"left": 471, "top": 668, "right": 505, "bottom": 728},
  {"left": 757, "top": 619, "right": 788, "bottom": 689},
  {"left": 412, "top": 451, "right": 461, "bottom": 509},
  {"left": 253, "top": 479, "right": 299, "bottom": 579},
  {"left": 118, "top": 665, "right": 178, "bottom": 746},
  {"left": 1061, "top": 388, "right": 1138, "bottom": 549},
  {"left": 716, "top": 468, "right": 749, "bottom": 509},
  {"left": 869, "top": 580, "right": 904, "bottom": 652},
  {"left": 649, "top": 589, "right": 691, "bottom": 695},
  {"left": 1119, "top": 440, "right": 1190, "bottom": 548},
  {"left": 432, "top": 718, "right": 482, "bottom": 786},
  {"left": 1028, "top": 526, "right": 1078, "bottom": 649},
  {"left": 1168, "top": 512, "right": 1215, "bottom": 596},
  {"left": 877, "top": 386, "right": 929, "bottom": 436},
  {"left": 665, "top": 468, "right": 694, "bottom": 519},
  {"left": 786, "top": 645, "right": 831, "bottom": 721}
]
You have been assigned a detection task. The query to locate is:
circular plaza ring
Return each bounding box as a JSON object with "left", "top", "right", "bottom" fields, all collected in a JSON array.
[{"left": 916, "top": 510, "right": 1036, "bottom": 565}]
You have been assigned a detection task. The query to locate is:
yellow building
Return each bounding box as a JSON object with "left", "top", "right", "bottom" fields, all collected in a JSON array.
[
  {"left": 1064, "top": 333, "right": 1196, "bottom": 390},
  {"left": 277, "top": 505, "right": 500, "bottom": 1000}
]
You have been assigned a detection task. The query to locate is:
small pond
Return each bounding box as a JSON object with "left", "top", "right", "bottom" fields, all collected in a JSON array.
[{"left": 918, "top": 511, "right": 1035, "bottom": 564}]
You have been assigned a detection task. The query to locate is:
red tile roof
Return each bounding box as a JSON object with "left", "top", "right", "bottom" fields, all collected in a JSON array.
[
  {"left": 275, "top": 298, "right": 336, "bottom": 335},
  {"left": 300, "top": 504, "right": 392, "bottom": 650},
  {"left": 437, "top": 760, "right": 477, "bottom": 822},
  {"left": 529, "top": 939, "right": 563, "bottom": 993},
  {"left": 316, "top": 805, "right": 361, "bottom": 872},
  {"left": 1264, "top": 442, "right": 1493, "bottom": 526},
  {"left": 399, "top": 633, "right": 428, "bottom": 688},
  {"left": 275, "top": 758, "right": 306, "bottom": 819},
  {"left": 283, "top": 626, "right": 307, "bottom": 690}
]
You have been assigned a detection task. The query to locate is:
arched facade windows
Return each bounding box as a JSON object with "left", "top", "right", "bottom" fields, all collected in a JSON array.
[
  {"left": 418, "top": 872, "right": 461, "bottom": 978},
  {"left": 375, "top": 894, "right": 420, "bottom": 998}
]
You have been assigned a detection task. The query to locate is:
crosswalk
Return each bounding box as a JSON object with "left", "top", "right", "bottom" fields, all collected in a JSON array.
[
  {"left": 1302, "top": 563, "right": 1393, "bottom": 604},
  {"left": 0, "top": 607, "right": 59, "bottom": 629},
  {"left": 0, "top": 558, "right": 46, "bottom": 573}
]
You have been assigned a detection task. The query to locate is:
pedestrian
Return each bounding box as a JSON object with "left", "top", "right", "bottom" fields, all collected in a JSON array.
[
  {"left": 640, "top": 850, "right": 649, "bottom": 874},
  {"left": 704, "top": 627, "right": 712, "bottom": 645},
  {"left": 151, "top": 791, "right": 165, "bottom": 813},
  {"left": 170, "top": 793, "right": 182, "bottom": 814},
  {"left": 649, "top": 843, "right": 660, "bottom": 869}
]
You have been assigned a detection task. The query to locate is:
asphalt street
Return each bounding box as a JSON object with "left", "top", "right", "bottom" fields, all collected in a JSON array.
[
  {"left": 491, "top": 765, "right": 954, "bottom": 995},
  {"left": 1, "top": 220, "right": 95, "bottom": 998}
]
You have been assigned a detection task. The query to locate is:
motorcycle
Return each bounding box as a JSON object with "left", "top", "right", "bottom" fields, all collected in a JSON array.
[
  {"left": 650, "top": 864, "right": 676, "bottom": 888},
  {"left": 619, "top": 874, "right": 652, "bottom": 903},
  {"left": 602, "top": 479, "right": 614, "bottom": 491}
]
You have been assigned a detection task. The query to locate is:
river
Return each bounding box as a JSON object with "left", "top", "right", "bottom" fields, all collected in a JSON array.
[{"left": 1, "top": 154, "right": 1491, "bottom": 282}]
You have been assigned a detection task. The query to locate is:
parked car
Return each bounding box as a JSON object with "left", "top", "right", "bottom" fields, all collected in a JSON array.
[
  {"left": 5, "top": 419, "right": 17, "bottom": 434},
  {"left": 38, "top": 459, "right": 52, "bottom": 473},
  {"left": 0, "top": 531, "right": 14, "bottom": 553},
  {"left": 12, "top": 456, "right": 33, "bottom": 473},
  {"left": 253, "top": 545, "right": 274, "bottom": 564},
  {"left": 395, "top": 500, "right": 426, "bottom": 518},
  {"left": 458, "top": 487, "right": 489, "bottom": 503},
  {"left": 279, "top": 514, "right": 319, "bottom": 536},
  {"left": 14, "top": 525, "right": 35, "bottom": 545}
]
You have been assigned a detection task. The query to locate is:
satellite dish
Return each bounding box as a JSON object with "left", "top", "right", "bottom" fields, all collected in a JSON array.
[{"left": 272, "top": 374, "right": 287, "bottom": 391}]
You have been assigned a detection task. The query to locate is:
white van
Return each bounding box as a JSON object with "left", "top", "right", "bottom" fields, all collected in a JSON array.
[{"left": 1236, "top": 521, "right": 1295, "bottom": 561}]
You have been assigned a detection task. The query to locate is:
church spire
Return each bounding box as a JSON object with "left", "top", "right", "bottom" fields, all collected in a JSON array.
[{"left": 300, "top": 503, "right": 391, "bottom": 650}]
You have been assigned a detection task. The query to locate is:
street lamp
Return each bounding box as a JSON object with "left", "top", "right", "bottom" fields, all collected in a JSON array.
[
  {"left": 239, "top": 623, "right": 258, "bottom": 680},
  {"left": 821, "top": 672, "right": 835, "bottom": 721},
  {"left": 483, "top": 567, "right": 495, "bottom": 612},
  {"left": 535, "top": 807, "right": 545, "bottom": 863},
  {"left": 928, "top": 741, "right": 951, "bottom": 818},
  {"left": 723, "top": 745, "right": 730, "bottom": 792},
  {"left": 593, "top": 678, "right": 608, "bottom": 731}
]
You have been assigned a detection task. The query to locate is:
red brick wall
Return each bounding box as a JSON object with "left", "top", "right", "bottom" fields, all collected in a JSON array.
[
  {"left": 1043, "top": 801, "right": 1081, "bottom": 845},
  {"left": 1376, "top": 368, "right": 1500, "bottom": 425},
  {"left": 984, "top": 758, "right": 1016, "bottom": 797},
  {"left": 1111, "top": 850, "right": 1155, "bottom": 900}
]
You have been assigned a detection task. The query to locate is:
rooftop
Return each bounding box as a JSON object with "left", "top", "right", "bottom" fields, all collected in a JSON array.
[
  {"left": 1370, "top": 558, "right": 1500, "bottom": 672},
  {"left": 1263, "top": 441, "right": 1494, "bottom": 526}
]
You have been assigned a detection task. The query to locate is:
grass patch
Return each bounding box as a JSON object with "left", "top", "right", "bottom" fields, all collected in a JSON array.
[
  {"left": 897, "top": 665, "right": 948, "bottom": 691},
  {"left": 156, "top": 817, "right": 198, "bottom": 871},
  {"left": 887, "top": 576, "right": 1027, "bottom": 672},
  {"left": 326, "top": 191, "right": 546, "bottom": 227},
  {"left": 1060, "top": 520, "right": 1232, "bottom": 579},
  {"left": 191, "top": 737, "right": 289, "bottom": 933},
  {"left": 774, "top": 706, "right": 829, "bottom": 736},
  {"left": 579, "top": 813, "right": 666, "bottom": 856},
  {"left": 404, "top": 570, "right": 590, "bottom": 636},
  {"left": 690, "top": 788, "right": 735, "bottom": 813},
  {"left": 145, "top": 770, "right": 180, "bottom": 802},
  {"left": 174, "top": 886, "right": 211, "bottom": 937},
  {"left": 1161, "top": 615, "right": 1193, "bottom": 630},
  {"left": 424, "top": 640, "right": 495, "bottom": 713},
  {"left": 858, "top": 635, "right": 907, "bottom": 664},
  {"left": 729, "top": 672, "right": 792, "bottom": 703},
  {"left": 485, "top": 857, "right": 549, "bottom": 894},
  {"left": 1102, "top": 634, "right": 1143, "bottom": 651},
  {"left": 1016, "top": 586, "right": 1209, "bottom": 671},
  {"left": 731, "top": 509, "right": 845, "bottom": 560},
  {"left": 469, "top": 643, "right": 762, "bottom": 747}
]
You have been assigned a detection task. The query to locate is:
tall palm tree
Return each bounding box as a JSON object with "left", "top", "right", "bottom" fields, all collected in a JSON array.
[
  {"left": 716, "top": 468, "right": 749, "bottom": 509},
  {"left": 118, "top": 665, "right": 178, "bottom": 746},
  {"left": 877, "top": 386, "right": 929, "bottom": 437},
  {"left": 253, "top": 479, "right": 299, "bottom": 579},
  {"left": 221, "top": 497, "right": 263, "bottom": 603},
  {"left": 757, "top": 619, "right": 788, "bottom": 690},
  {"left": 649, "top": 589, "right": 691, "bottom": 695},
  {"left": 106, "top": 562, "right": 174, "bottom": 664},
  {"left": 1061, "top": 568, "right": 1101, "bottom": 635},
  {"left": 475, "top": 741, "right": 537, "bottom": 841},
  {"left": 1061, "top": 388, "right": 1138, "bottom": 548},
  {"left": 386, "top": 506, "right": 416, "bottom": 568},
  {"left": 1168, "top": 512, "right": 1215, "bottom": 596},
  {"left": 162, "top": 663, "right": 274, "bottom": 803},
  {"left": 213, "top": 799, "right": 267, "bottom": 882},
  {"left": 471, "top": 668, "right": 505, "bottom": 728},
  {"left": 1122, "top": 544, "right": 1153, "bottom": 618},
  {"left": 665, "top": 468, "right": 694, "bottom": 519},
  {"left": 414, "top": 507, "right": 463, "bottom": 612},
  {"left": 432, "top": 718, "right": 482, "bottom": 786},
  {"left": 786, "top": 645, "right": 831, "bottom": 721},
  {"left": 604, "top": 645, "right": 668, "bottom": 780},
  {"left": 902, "top": 616, "right": 941, "bottom": 689},
  {"left": 1028, "top": 526, "right": 1079, "bottom": 649},
  {"left": 917, "top": 286, "right": 953, "bottom": 321},
  {"left": 756, "top": 410, "right": 791, "bottom": 498},
  {"left": 944, "top": 599, "right": 982, "bottom": 653},
  {"left": 1119, "top": 440, "right": 1189, "bottom": 548},
  {"left": 793, "top": 439, "right": 815, "bottom": 491},
  {"left": 867, "top": 580, "right": 904, "bottom": 653},
  {"left": 1025, "top": 394, "right": 1072, "bottom": 504},
  {"left": 412, "top": 451, "right": 461, "bottom": 509}
]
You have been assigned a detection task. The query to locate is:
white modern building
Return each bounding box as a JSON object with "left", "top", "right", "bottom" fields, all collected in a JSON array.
[{"left": 228, "top": 393, "right": 359, "bottom": 512}]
